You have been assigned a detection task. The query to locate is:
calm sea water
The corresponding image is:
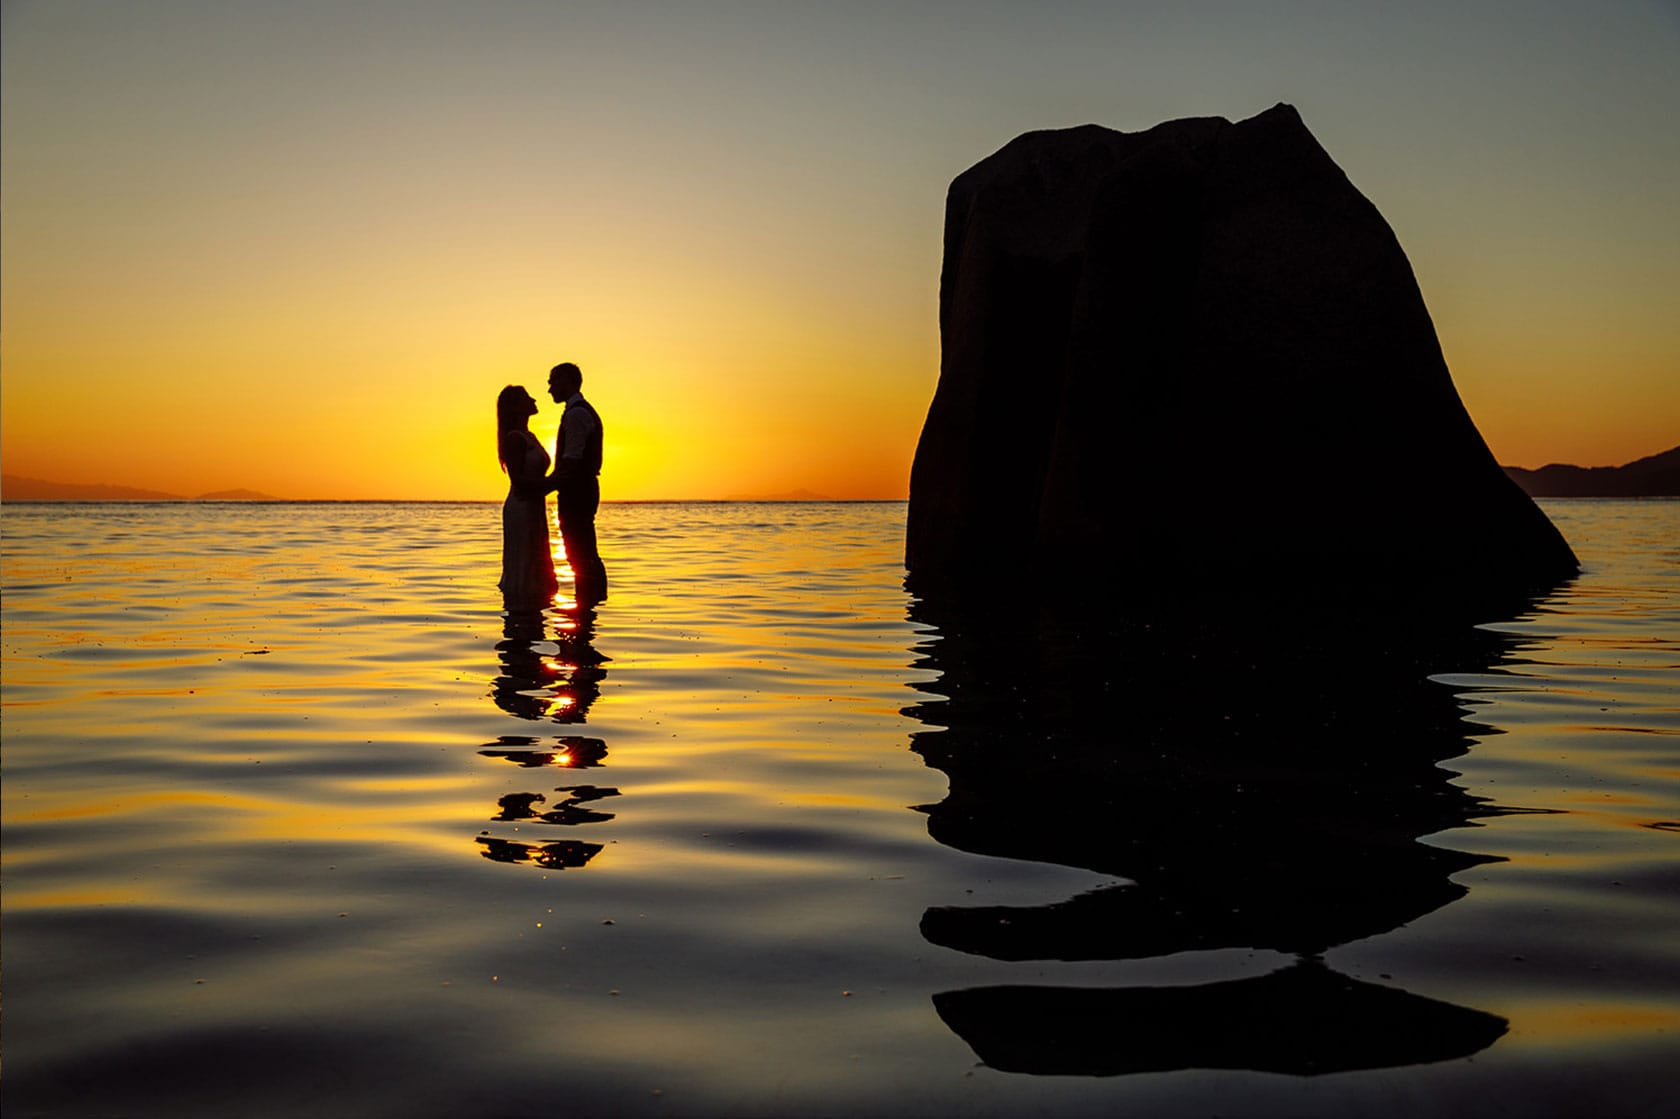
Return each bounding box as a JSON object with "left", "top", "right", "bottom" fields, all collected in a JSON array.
[{"left": 2, "top": 499, "right": 1675, "bottom": 1117}]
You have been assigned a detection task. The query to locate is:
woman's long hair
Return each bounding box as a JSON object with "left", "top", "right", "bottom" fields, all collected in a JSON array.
[{"left": 496, "top": 385, "right": 528, "bottom": 472}]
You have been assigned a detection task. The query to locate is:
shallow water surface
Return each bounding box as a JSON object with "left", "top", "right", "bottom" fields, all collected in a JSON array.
[{"left": 2, "top": 499, "right": 1675, "bottom": 1116}]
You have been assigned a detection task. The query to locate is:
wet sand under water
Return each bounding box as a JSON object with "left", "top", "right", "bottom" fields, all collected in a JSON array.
[{"left": 2, "top": 499, "right": 1676, "bottom": 1117}]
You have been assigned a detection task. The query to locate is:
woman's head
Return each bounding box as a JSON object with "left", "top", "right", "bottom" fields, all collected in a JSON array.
[
  {"left": 497, "top": 385, "right": 537, "bottom": 467},
  {"left": 498, "top": 385, "right": 536, "bottom": 430}
]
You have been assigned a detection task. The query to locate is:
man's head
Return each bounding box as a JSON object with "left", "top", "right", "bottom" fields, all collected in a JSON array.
[{"left": 548, "top": 362, "right": 583, "bottom": 403}]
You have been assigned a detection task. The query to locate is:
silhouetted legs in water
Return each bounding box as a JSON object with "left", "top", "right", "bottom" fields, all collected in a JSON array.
[{"left": 556, "top": 478, "right": 608, "bottom": 606}]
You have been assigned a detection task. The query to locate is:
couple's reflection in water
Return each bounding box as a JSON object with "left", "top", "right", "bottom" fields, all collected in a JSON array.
[
  {"left": 478, "top": 602, "right": 614, "bottom": 869},
  {"left": 904, "top": 596, "right": 1538, "bottom": 1076}
]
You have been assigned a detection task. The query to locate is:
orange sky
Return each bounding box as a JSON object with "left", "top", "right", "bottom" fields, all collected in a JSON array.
[{"left": 3, "top": 2, "right": 1676, "bottom": 500}]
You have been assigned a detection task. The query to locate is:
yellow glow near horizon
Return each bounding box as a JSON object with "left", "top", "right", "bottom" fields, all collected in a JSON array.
[{"left": 2, "top": 3, "right": 1674, "bottom": 498}]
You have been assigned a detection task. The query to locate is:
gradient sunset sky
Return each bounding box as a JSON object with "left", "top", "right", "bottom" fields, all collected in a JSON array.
[{"left": 4, "top": 1, "right": 1676, "bottom": 500}]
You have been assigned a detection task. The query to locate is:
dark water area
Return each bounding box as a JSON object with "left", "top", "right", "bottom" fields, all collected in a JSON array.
[
  {"left": 907, "top": 609, "right": 1528, "bottom": 1077},
  {"left": 2, "top": 499, "right": 1675, "bottom": 1116}
]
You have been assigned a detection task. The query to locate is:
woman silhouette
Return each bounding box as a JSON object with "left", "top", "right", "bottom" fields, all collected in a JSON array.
[{"left": 496, "top": 385, "right": 559, "bottom": 609}]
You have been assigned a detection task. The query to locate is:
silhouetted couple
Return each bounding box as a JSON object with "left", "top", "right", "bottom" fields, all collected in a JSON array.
[{"left": 496, "top": 362, "right": 608, "bottom": 610}]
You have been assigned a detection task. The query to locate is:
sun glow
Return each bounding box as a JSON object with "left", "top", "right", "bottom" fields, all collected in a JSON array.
[{"left": 3, "top": 4, "right": 1673, "bottom": 499}]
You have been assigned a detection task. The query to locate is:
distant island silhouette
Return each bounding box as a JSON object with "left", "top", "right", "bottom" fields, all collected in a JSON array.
[
  {"left": 1, "top": 475, "right": 281, "bottom": 501},
  {"left": 1502, "top": 445, "right": 1679, "bottom": 497}
]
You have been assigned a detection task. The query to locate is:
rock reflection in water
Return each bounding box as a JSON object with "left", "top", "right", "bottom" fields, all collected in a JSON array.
[
  {"left": 934, "top": 959, "right": 1507, "bottom": 1077},
  {"left": 478, "top": 606, "right": 613, "bottom": 868},
  {"left": 905, "top": 603, "right": 1528, "bottom": 1076}
]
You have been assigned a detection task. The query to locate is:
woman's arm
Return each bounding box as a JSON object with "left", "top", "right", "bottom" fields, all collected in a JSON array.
[{"left": 502, "top": 432, "right": 544, "bottom": 495}]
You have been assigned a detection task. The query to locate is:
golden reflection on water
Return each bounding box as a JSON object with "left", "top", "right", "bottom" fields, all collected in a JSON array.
[
  {"left": 17, "top": 888, "right": 145, "bottom": 908},
  {"left": 2, "top": 499, "right": 1675, "bottom": 1116},
  {"left": 1513, "top": 1002, "right": 1680, "bottom": 1043},
  {"left": 14, "top": 789, "right": 245, "bottom": 823},
  {"left": 788, "top": 792, "right": 896, "bottom": 809}
]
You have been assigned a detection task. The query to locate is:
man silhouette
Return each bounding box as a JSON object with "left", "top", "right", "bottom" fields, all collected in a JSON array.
[{"left": 546, "top": 362, "right": 608, "bottom": 605}]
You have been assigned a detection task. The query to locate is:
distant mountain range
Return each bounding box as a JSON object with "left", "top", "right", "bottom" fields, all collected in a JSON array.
[
  {"left": 1503, "top": 445, "right": 1680, "bottom": 497},
  {"left": 0, "top": 474, "right": 280, "bottom": 501}
]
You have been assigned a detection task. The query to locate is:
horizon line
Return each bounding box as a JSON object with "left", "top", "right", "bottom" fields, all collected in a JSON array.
[{"left": 0, "top": 496, "right": 913, "bottom": 505}]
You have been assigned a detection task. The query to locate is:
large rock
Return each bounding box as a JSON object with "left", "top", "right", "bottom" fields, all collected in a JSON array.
[{"left": 906, "top": 103, "right": 1577, "bottom": 620}]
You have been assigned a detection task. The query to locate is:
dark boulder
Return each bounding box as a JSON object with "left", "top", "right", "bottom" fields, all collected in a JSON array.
[{"left": 906, "top": 103, "right": 1577, "bottom": 621}]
